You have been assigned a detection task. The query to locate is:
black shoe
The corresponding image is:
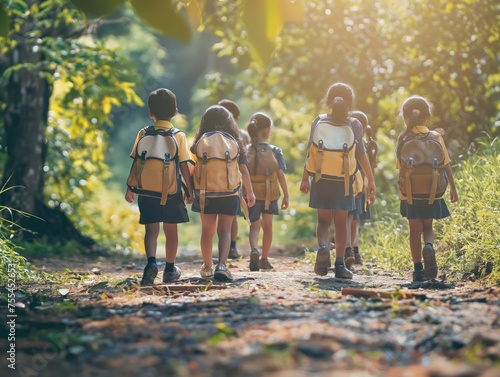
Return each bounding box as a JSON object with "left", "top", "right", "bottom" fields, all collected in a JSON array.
[
  {"left": 214, "top": 264, "right": 234, "bottom": 281},
  {"left": 140, "top": 263, "right": 158, "bottom": 286},
  {"left": 314, "top": 246, "right": 331, "bottom": 276},
  {"left": 228, "top": 246, "right": 240, "bottom": 259},
  {"left": 249, "top": 248, "right": 260, "bottom": 271},
  {"left": 344, "top": 247, "right": 355, "bottom": 270},
  {"left": 354, "top": 252, "right": 363, "bottom": 265},
  {"left": 423, "top": 244, "right": 437, "bottom": 280},
  {"left": 334, "top": 264, "right": 353, "bottom": 279},
  {"left": 163, "top": 265, "right": 181, "bottom": 283},
  {"left": 413, "top": 269, "right": 425, "bottom": 282}
]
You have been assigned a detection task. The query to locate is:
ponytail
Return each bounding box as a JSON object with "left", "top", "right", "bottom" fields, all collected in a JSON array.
[{"left": 323, "top": 83, "right": 354, "bottom": 120}]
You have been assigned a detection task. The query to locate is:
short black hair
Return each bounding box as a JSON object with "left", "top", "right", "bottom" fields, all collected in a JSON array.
[
  {"left": 148, "top": 88, "right": 177, "bottom": 120},
  {"left": 217, "top": 99, "right": 240, "bottom": 119}
]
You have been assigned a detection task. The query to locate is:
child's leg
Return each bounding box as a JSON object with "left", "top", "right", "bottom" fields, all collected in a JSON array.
[
  {"left": 231, "top": 217, "right": 238, "bottom": 244},
  {"left": 422, "top": 219, "right": 434, "bottom": 244},
  {"left": 408, "top": 219, "right": 424, "bottom": 263},
  {"left": 200, "top": 214, "right": 217, "bottom": 268},
  {"left": 332, "top": 210, "right": 348, "bottom": 259},
  {"left": 163, "top": 223, "right": 178, "bottom": 264},
  {"left": 317, "top": 209, "right": 334, "bottom": 248},
  {"left": 216, "top": 214, "right": 235, "bottom": 265},
  {"left": 346, "top": 213, "right": 354, "bottom": 248},
  {"left": 351, "top": 219, "right": 360, "bottom": 247},
  {"left": 261, "top": 214, "right": 273, "bottom": 260},
  {"left": 144, "top": 223, "right": 160, "bottom": 258},
  {"left": 249, "top": 219, "right": 261, "bottom": 250}
]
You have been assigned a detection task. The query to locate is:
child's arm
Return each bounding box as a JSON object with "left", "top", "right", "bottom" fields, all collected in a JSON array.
[
  {"left": 277, "top": 169, "right": 289, "bottom": 210},
  {"left": 180, "top": 161, "right": 194, "bottom": 204},
  {"left": 300, "top": 168, "right": 310, "bottom": 194},
  {"left": 445, "top": 164, "right": 459, "bottom": 203},
  {"left": 357, "top": 153, "right": 376, "bottom": 204},
  {"left": 125, "top": 187, "right": 135, "bottom": 203},
  {"left": 239, "top": 163, "right": 256, "bottom": 207}
]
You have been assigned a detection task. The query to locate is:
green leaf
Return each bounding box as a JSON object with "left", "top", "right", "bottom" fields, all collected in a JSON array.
[
  {"left": 69, "top": 0, "right": 124, "bottom": 18},
  {"left": 0, "top": 3, "right": 9, "bottom": 39},
  {"left": 243, "top": 0, "right": 282, "bottom": 65},
  {"left": 130, "top": 0, "right": 191, "bottom": 43}
]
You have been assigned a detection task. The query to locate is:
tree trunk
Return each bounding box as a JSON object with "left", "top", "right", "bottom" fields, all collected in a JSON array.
[{"left": 0, "top": 8, "right": 96, "bottom": 249}]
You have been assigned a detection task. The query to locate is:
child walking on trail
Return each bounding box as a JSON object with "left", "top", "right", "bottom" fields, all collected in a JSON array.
[
  {"left": 191, "top": 105, "right": 256, "bottom": 282},
  {"left": 125, "top": 88, "right": 194, "bottom": 286},
  {"left": 344, "top": 110, "right": 376, "bottom": 268},
  {"left": 217, "top": 99, "right": 250, "bottom": 259},
  {"left": 396, "top": 96, "right": 458, "bottom": 282},
  {"left": 246, "top": 112, "right": 289, "bottom": 271},
  {"left": 300, "top": 83, "right": 376, "bottom": 279}
]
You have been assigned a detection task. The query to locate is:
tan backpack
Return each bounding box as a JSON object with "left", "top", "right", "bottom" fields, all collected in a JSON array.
[
  {"left": 305, "top": 116, "right": 358, "bottom": 195},
  {"left": 247, "top": 143, "right": 280, "bottom": 210},
  {"left": 127, "top": 126, "right": 179, "bottom": 205},
  {"left": 193, "top": 131, "right": 242, "bottom": 213},
  {"left": 397, "top": 130, "right": 448, "bottom": 204}
]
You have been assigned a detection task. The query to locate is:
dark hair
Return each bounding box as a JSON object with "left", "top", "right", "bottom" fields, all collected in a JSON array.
[
  {"left": 351, "top": 110, "right": 369, "bottom": 130},
  {"left": 322, "top": 83, "right": 354, "bottom": 119},
  {"left": 401, "top": 96, "right": 432, "bottom": 129},
  {"left": 247, "top": 112, "right": 272, "bottom": 143},
  {"left": 217, "top": 99, "right": 240, "bottom": 120},
  {"left": 148, "top": 88, "right": 177, "bottom": 120},
  {"left": 191, "top": 105, "right": 246, "bottom": 156},
  {"left": 397, "top": 95, "right": 433, "bottom": 154}
]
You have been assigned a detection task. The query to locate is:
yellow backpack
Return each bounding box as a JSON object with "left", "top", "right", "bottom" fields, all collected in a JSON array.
[
  {"left": 305, "top": 116, "right": 358, "bottom": 196},
  {"left": 192, "top": 131, "right": 242, "bottom": 212},
  {"left": 397, "top": 130, "right": 448, "bottom": 204},
  {"left": 247, "top": 143, "right": 280, "bottom": 210},
  {"left": 127, "top": 126, "right": 179, "bottom": 205}
]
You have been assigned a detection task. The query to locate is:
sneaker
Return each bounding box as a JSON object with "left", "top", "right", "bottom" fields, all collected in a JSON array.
[
  {"left": 413, "top": 269, "right": 425, "bottom": 282},
  {"left": 314, "top": 246, "right": 331, "bottom": 276},
  {"left": 228, "top": 246, "right": 240, "bottom": 259},
  {"left": 163, "top": 265, "right": 181, "bottom": 283},
  {"left": 200, "top": 264, "right": 214, "bottom": 280},
  {"left": 344, "top": 247, "right": 355, "bottom": 270},
  {"left": 334, "top": 264, "right": 353, "bottom": 279},
  {"left": 354, "top": 251, "right": 363, "bottom": 265},
  {"left": 214, "top": 264, "right": 233, "bottom": 282},
  {"left": 249, "top": 248, "right": 260, "bottom": 271},
  {"left": 423, "top": 243, "right": 438, "bottom": 280},
  {"left": 140, "top": 262, "right": 158, "bottom": 286},
  {"left": 259, "top": 258, "right": 274, "bottom": 270}
]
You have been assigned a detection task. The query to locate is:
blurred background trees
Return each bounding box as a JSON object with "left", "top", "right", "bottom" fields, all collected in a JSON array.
[{"left": 0, "top": 0, "right": 498, "bottom": 260}]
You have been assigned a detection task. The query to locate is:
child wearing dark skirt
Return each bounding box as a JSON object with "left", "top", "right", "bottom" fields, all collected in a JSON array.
[{"left": 396, "top": 96, "right": 458, "bottom": 282}]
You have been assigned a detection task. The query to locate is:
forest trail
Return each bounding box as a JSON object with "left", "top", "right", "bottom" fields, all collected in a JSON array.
[{"left": 1, "top": 250, "right": 499, "bottom": 377}]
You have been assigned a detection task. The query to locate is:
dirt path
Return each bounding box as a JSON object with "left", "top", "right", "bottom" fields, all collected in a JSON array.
[{"left": 1, "top": 251, "right": 499, "bottom": 377}]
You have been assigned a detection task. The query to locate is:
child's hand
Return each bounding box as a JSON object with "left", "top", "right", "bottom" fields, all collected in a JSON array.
[
  {"left": 281, "top": 196, "right": 289, "bottom": 210},
  {"left": 185, "top": 191, "right": 193, "bottom": 205},
  {"left": 125, "top": 189, "right": 135, "bottom": 203},
  {"left": 300, "top": 178, "right": 310, "bottom": 194},
  {"left": 450, "top": 187, "right": 459, "bottom": 203},
  {"left": 246, "top": 191, "right": 256, "bottom": 208}
]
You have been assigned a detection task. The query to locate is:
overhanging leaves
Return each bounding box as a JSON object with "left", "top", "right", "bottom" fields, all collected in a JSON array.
[
  {"left": 69, "top": 0, "right": 124, "bottom": 18},
  {"left": 0, "top": 3, "right": 8, "bottom": 39},
  {"left": 130, "top": 0, "right": 192, "bottom": 43}
]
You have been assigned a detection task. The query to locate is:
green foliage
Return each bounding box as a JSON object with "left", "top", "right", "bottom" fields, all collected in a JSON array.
[
  {"left": 0, "top": 187, "right": 38, "bottom": 284},
  {"left": 438, "top": 137, "right": 500, "bottom": 283}
]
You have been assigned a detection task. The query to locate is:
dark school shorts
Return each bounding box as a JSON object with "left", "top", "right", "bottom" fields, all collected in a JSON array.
[
  {"left": 191, "top": 191, "right": 241, "bottom": 216},
  {"left": 248, "top": 200, "right": 279, "bottom": 222},
  {"left": 138, "top": 192, "right": 189, "bottom": 224}
]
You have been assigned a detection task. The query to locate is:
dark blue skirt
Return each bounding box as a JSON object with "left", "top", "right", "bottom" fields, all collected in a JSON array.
[
  {"left": 400, "top": 198, "right": 450, "bottom": 220},
  {"left": 309, "top": 178, "right": 355, "bottom": 211}
]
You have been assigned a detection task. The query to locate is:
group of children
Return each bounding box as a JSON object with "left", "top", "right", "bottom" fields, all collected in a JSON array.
[{"left": 125, "top": 83, "right": 458, "bottom": 285}]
